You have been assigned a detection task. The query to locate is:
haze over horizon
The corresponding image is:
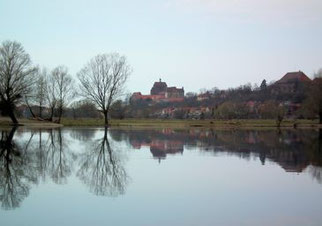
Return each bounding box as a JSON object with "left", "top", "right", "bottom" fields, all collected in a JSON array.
[{"left": 1, "top": 0, "right": 321, "bottom": 94}]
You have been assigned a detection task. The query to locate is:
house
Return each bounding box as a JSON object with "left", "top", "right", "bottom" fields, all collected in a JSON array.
[
  {"left": 165, "top": 87, "right": 184, "bottom": 99},
  {"left": 197, "top": 92, "right": 212, "bottom": 101},
  {"left": 273, "top": 71, "right": 312, "bottom": 93}
]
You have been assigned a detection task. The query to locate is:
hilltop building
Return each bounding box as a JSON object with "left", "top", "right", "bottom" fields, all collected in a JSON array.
[
  {"left": 273, "top": 71, "right": 312, "bottom": 93},
  {"left": 151, "top": 79, "right": 167, "bottom": 95},
  {"left": 131, "top": 79, "right": 184, "bottom": 103}
]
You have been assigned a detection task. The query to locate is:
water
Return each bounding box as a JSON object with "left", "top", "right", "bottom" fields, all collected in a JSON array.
[{"left": 0, "top": 127, "right": 321, "bottom": 226}]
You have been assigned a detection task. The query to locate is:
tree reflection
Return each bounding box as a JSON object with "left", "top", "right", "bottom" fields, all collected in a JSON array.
[
  {"left": 0, "top": 126, "right": 321, "bottom": 210},
  {"left": 44, "top": 129, "right": 72, "bottom": 184},
  {"left": 77, "top": 128, "right": 128, "bottom": 196},
  {"left": 0, "top": 126, "right": 129, "bottom": 210},
  {"left": 70, "top": 128, "right": 96, "bottom": 142},
  {"left": 0, "top": 127, "right": 37, "bottom": 210}
]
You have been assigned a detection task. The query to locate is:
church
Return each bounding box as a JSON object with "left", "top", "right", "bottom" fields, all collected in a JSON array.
[{"left": 131, "top": 79, "right": 184, "bottom": 102}]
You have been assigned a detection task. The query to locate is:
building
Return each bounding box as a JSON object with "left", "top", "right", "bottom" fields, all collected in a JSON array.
[
  {"left": 165, "top": 87, "right": 184, "bottom": 98},
  {"left": 197, "top": 92, "right": 212, "bottom": 101},
  {"left": 131, "top": 79, "right": 184, "bottom": 103},
  {"left": 273, "top": 71, "right": 312, "bottom": 93},
  {"left": 150, "top": 79, "right": 167, "bottom": 95}
]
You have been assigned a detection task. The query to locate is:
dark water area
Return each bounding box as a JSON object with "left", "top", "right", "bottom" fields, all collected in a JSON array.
[{"left": 0, "top": 127, "right": 321, "bottom": 226}]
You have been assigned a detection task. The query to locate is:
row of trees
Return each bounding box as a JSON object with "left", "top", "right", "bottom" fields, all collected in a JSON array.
[{"left": 0, "top": 40, "right": 131, "bottom": 125}]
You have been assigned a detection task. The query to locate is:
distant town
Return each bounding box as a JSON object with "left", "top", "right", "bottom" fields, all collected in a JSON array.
[{"left": 127, "top": 70, "right": 321, "bottom": 121}]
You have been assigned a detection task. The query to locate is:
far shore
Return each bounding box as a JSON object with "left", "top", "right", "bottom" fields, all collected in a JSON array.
[{"left": 0, "top": 117, "right": 320, "bottom": 129}]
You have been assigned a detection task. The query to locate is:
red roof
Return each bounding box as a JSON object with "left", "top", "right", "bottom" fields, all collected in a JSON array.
[{"left": 277, "top": 71, "right": 311, "bottom": 84}]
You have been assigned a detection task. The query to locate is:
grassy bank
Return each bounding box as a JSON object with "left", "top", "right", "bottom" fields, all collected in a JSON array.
[
  {"left": 61, "top": 118, "right": 320, "bottom": 128},
  {"left": 0, "top": 117, "right": 62, "bottom": 128},
  {"left": 0, "top": 117, "right": 319, "bottom": 128}
]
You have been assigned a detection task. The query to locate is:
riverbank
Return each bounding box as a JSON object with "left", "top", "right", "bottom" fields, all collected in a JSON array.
[
  {"left": 0, "top": 117, "right": 63, "bottom": 128},
  {"left": 61, "top": 118, "right": 321, "bottom": 129},
  {"left": 0, "top": 117, "right": 320, "bottom": 129}
]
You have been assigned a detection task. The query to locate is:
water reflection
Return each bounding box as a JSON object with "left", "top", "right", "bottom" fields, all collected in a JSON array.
[
  {"left": 110, "top": 128, "right": 322, "bottom": 176},
  {"left": 0, "top": 127, "right": 36, "bottom": 210},
  {"left": 0, "top": 127, "right": 128, "bottom": 210},
  {"left": 77, "top": 128, "right": 128, "bottom": 196},
  {"left": 0, "top": 126, "right": 321, "bottom": 210},
  {"left": 45, "top": 129, "right": 73, "bottom": 184}
]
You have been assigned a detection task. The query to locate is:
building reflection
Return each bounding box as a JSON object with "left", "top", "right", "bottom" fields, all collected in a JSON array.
[
  {"left": 0, "top": 127, "right": 321, "bottom": 210},
  {"left": 111, "top": 128, "right": 322, "bottom": 174},
  {"left": 127, "top": 128, "right": 184, "bottom": 162}
]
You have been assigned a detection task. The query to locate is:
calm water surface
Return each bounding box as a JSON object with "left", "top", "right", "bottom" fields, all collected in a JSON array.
[{"left": 0, "top": 127, "right": 321, "bottom": 226}]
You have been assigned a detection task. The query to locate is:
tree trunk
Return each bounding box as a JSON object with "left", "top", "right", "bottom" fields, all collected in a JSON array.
[
  {"left": 57, "top": 106, "right": 63, "bottom": 124},
  {"left": 319, "top": 111, "right": 322, "bottom": 124},
  {"left": 48, "top": 107, "right": 54, "bottom": 122},
  {"left": 8, "top": 107, "right": 18, "bottom": 124},
  {"left": 25, "top": 97, "right": 36, "bottom": 118},
  {"left": 104, "top": 111, "right": 109, "bottom": 126},
  {"left": 27, "top": 103, "right": 36, "bottom": 118},
  {"left": 39, "top": 105, "right": 42, "bottom": 118}
]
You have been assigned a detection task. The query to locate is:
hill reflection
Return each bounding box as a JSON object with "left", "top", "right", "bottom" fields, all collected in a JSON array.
[
  {"left": 0, "top": 127, "right": 321, "bottom": 210},
  {"left": 110, "top": 128, "right": 322, "bottom": 174}
]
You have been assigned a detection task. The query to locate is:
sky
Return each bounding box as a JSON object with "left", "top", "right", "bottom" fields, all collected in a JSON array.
[{"left": 1, "top": 0, "right": 322, "bottom": 94}]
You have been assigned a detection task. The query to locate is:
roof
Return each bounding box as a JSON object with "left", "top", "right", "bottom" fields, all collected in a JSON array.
[
  {"left": 151, "top": 80, "right": 168, "bottom": 95},
  {"left": 152, "top": 81, "right": 167, "bottom": 89},
  {"left": 276, "top": 71, "right": 312, "bottom": 84},
  {"left": 166, "top": 87, "right": 184, "bottom": 92}
]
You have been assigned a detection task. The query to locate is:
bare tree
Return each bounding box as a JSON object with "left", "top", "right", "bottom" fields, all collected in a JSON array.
[
  {"left": 24, "top": 67, "right": 47, "bottom": 119},
  {"left": 48, "top": 66, "right": 74, "bottom": 123},
  {"left": 0, "top": 41, "right": 37, "bottom": 124},
  {"left": 52, "top": 66, "right": 72, "bottom": 123},
  {"left": 35, "top": 69, "right": 47, "bottom": 118},
  {"left": 77, "top": 53, "right": 131, "bottom": 126},
  {"left": 45, "top": 70, "right": 57, "bottom": 122}
]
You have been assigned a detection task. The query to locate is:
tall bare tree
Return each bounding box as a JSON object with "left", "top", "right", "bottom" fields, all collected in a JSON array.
[
  {"left": 48, "top": 66, "right": 74, "bottom": 123},
  {"left": 24, "top": 67, "right": 47, "bottom": 119},
  {"left": 0, "top": 41, "right": 37, "bottom": 124},
  {"left": 35, "top": 69, "right": 47, "bottom": 118},
  {"left": 77, "top": 53, "right": 131, "bottom": 125},
  {"left": 45, "top": 70, "right": 57, "bottom": 122}
]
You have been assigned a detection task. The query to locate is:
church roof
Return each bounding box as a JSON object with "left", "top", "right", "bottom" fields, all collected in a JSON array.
[{"left": 152, "top": 81, "right": 167, "bottom": 88}]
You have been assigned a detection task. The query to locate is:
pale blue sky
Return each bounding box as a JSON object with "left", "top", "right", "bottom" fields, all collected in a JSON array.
[{"left": 1, "top": 0, "right": 321, "bottom": 94}]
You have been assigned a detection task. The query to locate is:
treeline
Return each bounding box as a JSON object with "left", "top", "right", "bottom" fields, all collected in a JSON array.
[{"left": 0, "top": 40, "right": 131, "bottom": 125}]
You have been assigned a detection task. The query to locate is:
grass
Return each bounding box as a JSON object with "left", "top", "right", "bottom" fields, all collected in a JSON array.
[
  {"left": 61, "top": 118, "right": 320, "bottom": 128},
  {"left": 0, "top": 117, "right": 319, "bottom": 129},
  {"left": 0, "top": 117, "right": 62, "bottom": 128}
]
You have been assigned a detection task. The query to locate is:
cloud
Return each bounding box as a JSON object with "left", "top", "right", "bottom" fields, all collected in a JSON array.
[{"left": 167, "top": 0, "right": 322, "bottom": 24}]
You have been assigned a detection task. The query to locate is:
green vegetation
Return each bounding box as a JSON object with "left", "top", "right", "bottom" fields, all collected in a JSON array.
[
  {"left": 60, "top": 118, "right": 320, "bottom": 128},
  {"left": 0, "top": 117, "right": 62, "bottom": 128},
  {"left": 0, "top": 117, "right": 318, "bottom": 128}
]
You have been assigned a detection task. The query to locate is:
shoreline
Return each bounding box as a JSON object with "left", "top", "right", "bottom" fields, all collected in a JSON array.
[{"left": 0, "top": 118, "right": 320, "bottom": 129}]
